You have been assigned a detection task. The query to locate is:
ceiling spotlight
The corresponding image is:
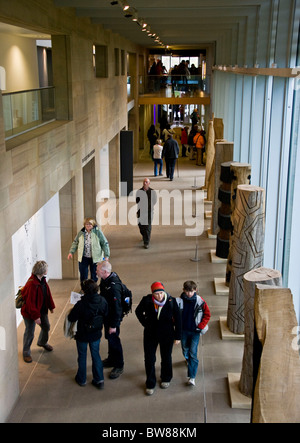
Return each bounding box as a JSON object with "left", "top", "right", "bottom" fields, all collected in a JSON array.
[{"left": 124, "top": 7, "right": 137, "bottom": 18}]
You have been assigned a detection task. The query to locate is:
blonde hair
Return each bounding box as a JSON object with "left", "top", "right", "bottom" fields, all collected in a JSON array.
[{"left": 84, "top": 218, "right": 96, "bottom": 227}]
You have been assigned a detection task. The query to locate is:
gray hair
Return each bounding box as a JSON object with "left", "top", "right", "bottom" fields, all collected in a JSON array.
[
  {"left": 32, "top": 260, "right": 48, "bottom": 276},
  {"left": 98, "top": 260, "right": 112, "bottom": 273}
]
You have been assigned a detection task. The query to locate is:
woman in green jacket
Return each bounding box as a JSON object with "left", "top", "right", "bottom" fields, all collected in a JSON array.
[{"left": 68, "top": 218, "right": 110, "bottom": 283}]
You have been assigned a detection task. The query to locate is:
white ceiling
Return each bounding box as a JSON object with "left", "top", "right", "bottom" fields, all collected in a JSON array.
[{"left": 53, "top": 0, "right": 264, "bottom": 51}]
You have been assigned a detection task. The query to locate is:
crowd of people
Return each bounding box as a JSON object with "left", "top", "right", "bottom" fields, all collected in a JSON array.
[
  {"left": 148, "top": 59, "right": 203, "bottom": 92},
  {"left": 18, "top": 103, "right": 208, "bottom": 396},
  {"left": 147, "top": 114, "right": 207, "bottom": 178},
  {"left": 19, "top": 203, "right": 211, "bottom": 395}
]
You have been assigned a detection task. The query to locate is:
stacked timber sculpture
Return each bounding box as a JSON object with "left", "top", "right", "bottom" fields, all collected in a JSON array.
[
  {"left": 252, "top": 285, "right": 300, "bottom": 423},
  {"left": 227, "top": 185, "right": 265, "bottom": 334}
]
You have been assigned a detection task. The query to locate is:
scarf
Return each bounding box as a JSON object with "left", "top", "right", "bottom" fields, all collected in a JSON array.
[{"left": 152, "top": 292, "right": 167, "bottom": 319}]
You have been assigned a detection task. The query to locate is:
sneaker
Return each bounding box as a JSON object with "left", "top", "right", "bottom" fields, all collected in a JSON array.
[
  {"left": 160, "top": 382, "right": 170, "bottom": 389},
  {"left": 145, "top": 388, "right": 155, "bottom": 396},
  {"left": 144, "top": 243, "right": 149, "bottom": 249},
  {"left": 187, "top": 378, "right": 195, "bottom": 386},
  {"left": 92, "top": 380, "right": 104, "bottom": 390},
  {"left": 109, "top": 367, "right": 124, "bottom": 379}
]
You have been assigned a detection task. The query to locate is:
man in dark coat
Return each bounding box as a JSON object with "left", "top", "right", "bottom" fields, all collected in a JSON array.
[
  {"left": 162, "top": 133, "right": 179, "bottom": 180},
  {"left": 136, "top": 178, "right": 157, "bottom": 249},
  {"left": 97, "top": 260, "right": 125, "bottom": 379}
]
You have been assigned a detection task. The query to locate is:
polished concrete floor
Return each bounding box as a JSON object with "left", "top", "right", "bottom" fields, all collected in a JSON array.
[{"left": 8, "top": 149, "right": 251, "bottom": 423}]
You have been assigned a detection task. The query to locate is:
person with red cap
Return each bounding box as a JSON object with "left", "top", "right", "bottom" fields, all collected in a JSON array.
[{"left": 135, "top": 281, "right": 182, "bottom": 395}]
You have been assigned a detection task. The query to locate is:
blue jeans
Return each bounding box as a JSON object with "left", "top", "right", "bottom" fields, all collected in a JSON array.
[
  {"left": 75, "top": 339, "right": 103, "bottom": 384},
  {"left": 154, "top": 159, "right": 163, "bottom": 176},
  {"left": 78, "top": 256, "right": 97, "bottom": 282},
  {"left": 181, "top": 330, "right": 200, "bottom": 379}
]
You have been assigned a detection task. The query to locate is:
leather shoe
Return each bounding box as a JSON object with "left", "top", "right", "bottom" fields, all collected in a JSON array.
[
  {"left": 23, "top": 355, "right": 32, "bottom": 363},
  {"left": 38, "top": 344, "right": 53, "bottom": 351}
]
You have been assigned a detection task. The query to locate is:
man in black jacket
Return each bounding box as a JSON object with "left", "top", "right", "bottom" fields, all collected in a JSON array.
[
  {"left": 136, "top": 178, "right": 157, "bottom": 249},
  {"left": 162, "top": 133, "right": 179, "bottom": 181},
  {"left": 97, "top": 260, "right": 124, "bottom": 379}
]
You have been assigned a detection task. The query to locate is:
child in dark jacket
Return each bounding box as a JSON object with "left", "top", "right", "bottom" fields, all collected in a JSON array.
[{"left": 176, "top": 281, "right": 211, "bottom": 386}]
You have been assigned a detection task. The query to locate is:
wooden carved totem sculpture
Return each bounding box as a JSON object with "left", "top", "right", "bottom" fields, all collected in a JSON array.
[
  {"left": 239, "top": 267, "right": 282, "bottom": 398},
  {"left": 227, "top": 185, "right": 265, "bottom": 334},
  {"left": 216, "top": 162, "right": 233, "bottom": 258},
  {"left": 206, "top": 117, "right": 224, "bottom": 202},
  {"left": 210, "top": 142, "right": 233, "bottom": 236},
  {"left": 225, "top": 163, "right": 251, "bottom": 285},
  {"left": 252, "top": 285, "right": 300, "bottom": 423}
]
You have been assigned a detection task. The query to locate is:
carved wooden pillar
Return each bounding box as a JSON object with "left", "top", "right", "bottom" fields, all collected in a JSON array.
[
  {"left": 227, "top": 185, "right": 265, "bottom": 334},
  {"left": 239, "top": 267, "right": 282, "bottom": 398},
  {"left": 205, "top": 119, "right": 215, "bottom": 195},
  {"left": 216, "top": 162, "right": 233, "bottom": 258},
  {"left": 210, "top": 142, "right": 234, "bottom": 236},
  {"left": 226, "top": 163, "right": 252, "bottom": 285},
  {"left": 252, "top": 285, "right": 300, "bottom": 423}
]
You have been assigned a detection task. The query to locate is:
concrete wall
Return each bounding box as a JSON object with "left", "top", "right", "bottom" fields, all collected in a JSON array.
[{"left": 0, "top": 0, "right": 146, "bottom": 422}]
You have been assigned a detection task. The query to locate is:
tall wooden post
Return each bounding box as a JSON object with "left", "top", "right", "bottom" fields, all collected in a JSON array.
[
  {"left": 210, "top": 142, "right": 234, "bottom": 236},
  {"left": 239, "top": 267, "right": 282, "bottom": 397},
  {"left": 226, "top": 163, "right": 252, "bottom": 285},
  {"left": 252, "top": 285, "right": 300, "bottom": 423},
  {"left": 227, "top": 185, "right": 265, "bottom": 334}
]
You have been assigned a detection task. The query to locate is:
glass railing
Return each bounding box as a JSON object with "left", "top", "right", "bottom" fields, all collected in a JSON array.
[
  {"left": 2, "top": 86, "right": 55, "bottom": 139},
  {"left": 127, "top": 75, "right": 210, "bottom": 100},
  {"left": 140, "top": 74, "right": 210, "bottom": 95}
]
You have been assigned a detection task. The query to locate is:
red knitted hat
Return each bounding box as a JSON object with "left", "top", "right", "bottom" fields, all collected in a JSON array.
[{"left": 151, "top": 282, "right": 165, "bottom": 293}]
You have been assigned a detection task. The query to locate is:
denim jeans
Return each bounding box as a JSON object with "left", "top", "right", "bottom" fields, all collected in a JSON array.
[
  {"left": 78, "top": 256, "right": 97, "bottom": 282},
  {"left": 154, "top": 159, "right": 163, "bottom": 176},
  {"left": 76, "top": 339, "right": 103, "bottom": 384},
  {"left": 181, "top": 330, "right": 200, "bottom": 379}
]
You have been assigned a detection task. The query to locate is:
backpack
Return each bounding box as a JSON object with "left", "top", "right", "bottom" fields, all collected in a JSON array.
[
  {"left": 120, "top": 283, "right": 132, "bottom": 317},
  {"left": 15, "top": 287, "right": 25, "bottom": 309},
  {"left": 83, "top": 310, "right": 103, "bottom": 333},
  {"left": 109, "top": 278, "right": 133, "bottom": 317}
]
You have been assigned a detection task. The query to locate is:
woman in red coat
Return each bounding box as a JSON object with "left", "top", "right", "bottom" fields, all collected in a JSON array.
[{"left": 21, "top": 261, "right": 55, "bottom": 363}]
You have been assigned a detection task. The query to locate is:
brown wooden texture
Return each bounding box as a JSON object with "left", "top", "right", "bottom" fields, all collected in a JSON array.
[
  {"left": 252, "top": 285, "right": 300, "bottom": 423},
  {"left": 227, "top": 185, "right": 265, "bottom": 334},
  {"left": 239, "top": 267, "right": 282, "bottom": 397},
  {"left": 226, "top": 163, "right": 252, "bottom": 285}
]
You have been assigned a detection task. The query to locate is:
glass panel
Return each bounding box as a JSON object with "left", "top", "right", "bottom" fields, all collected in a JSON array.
[{"left": 3, "top": 87, "right": 55, "bottom": 139}]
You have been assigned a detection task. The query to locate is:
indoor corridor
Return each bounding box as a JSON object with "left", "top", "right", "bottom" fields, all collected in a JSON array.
[{"left": 8, "top": 151, "right": 251, "bottom": 424}]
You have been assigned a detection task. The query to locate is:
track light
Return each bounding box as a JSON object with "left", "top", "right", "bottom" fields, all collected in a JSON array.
[
  {"left": 124, "top": 6, "right": 136, "bottom": 18},
  {"left": 110, "top": 1, "right": 118, "bottom": 4}
]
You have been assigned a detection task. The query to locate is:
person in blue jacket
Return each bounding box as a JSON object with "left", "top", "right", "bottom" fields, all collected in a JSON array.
[{"left": 176, "top": 280, "right": 211, "bottom": 386}]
